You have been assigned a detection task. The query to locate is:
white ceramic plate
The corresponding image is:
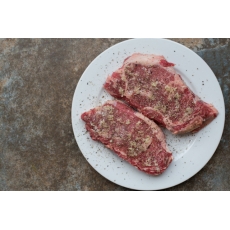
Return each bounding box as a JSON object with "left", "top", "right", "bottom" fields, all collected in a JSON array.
[{"left": 71, "top": 38, "right": 225, "bottom": 190}]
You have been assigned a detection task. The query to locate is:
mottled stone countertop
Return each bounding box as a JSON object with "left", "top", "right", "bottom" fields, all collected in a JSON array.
[{"left": 0, "top": 38, "right": 229, "bottom": 191}]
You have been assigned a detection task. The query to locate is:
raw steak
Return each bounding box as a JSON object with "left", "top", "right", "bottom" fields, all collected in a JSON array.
[
  {"left": 104, "top": 53, "right": 218, "bottom": 134},
  {"left": 81, "top": 100, "right": 173, "bottom": 175}
]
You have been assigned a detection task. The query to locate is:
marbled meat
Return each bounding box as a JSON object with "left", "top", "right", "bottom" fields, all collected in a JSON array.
[
  {"left": 104, "top": 53, "right": 218, "bottom": 134},
  {"left": 81, "top": 100, "right": 173, "bottom": 175}
]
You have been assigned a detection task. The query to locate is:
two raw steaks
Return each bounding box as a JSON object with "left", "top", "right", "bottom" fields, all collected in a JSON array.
[{"left": 81, "top": 54, "right": 218, "bottom": 175}]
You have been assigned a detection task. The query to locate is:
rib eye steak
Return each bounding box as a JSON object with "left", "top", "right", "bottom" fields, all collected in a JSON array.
[{"left": 104, "top": 53, "right": 218, "bottom": 134}]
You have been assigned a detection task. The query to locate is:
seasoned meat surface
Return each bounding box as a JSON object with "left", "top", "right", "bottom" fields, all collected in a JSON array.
[
  {"left": 81, "top": 100, "right": 173, "bottom": 175},
  {"left": 104, "top": 53, "right": 218, "bottom": 134}
]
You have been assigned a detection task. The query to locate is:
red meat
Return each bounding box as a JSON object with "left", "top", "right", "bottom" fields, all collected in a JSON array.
[
  {"left": 81, "top": 100, "right": 173, "bottom": 175},
  {"left": 104, "top": 53, "right": 218, "bottom": 134}
]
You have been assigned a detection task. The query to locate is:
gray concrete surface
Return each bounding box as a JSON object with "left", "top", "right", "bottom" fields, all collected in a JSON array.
[{"left": 0, "top": 38, "right": 229, "bottom": 190}]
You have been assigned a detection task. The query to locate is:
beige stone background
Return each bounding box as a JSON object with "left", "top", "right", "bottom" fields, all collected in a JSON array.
[{"left": 0, "top": 38, "right": 229, "bottom": 190}]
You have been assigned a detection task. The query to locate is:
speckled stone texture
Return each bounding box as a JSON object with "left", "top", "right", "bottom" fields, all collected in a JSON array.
[{"left": 0, "top": 38, "right": 229, "bottom": 191}]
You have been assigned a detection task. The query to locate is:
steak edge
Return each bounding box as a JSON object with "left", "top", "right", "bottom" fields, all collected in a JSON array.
[
  {"left": 81, "top": 100, "right": 173, "bottom": 175},
  {"left": 104, "top": 53, "right": 218, "bottom": 134}
]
